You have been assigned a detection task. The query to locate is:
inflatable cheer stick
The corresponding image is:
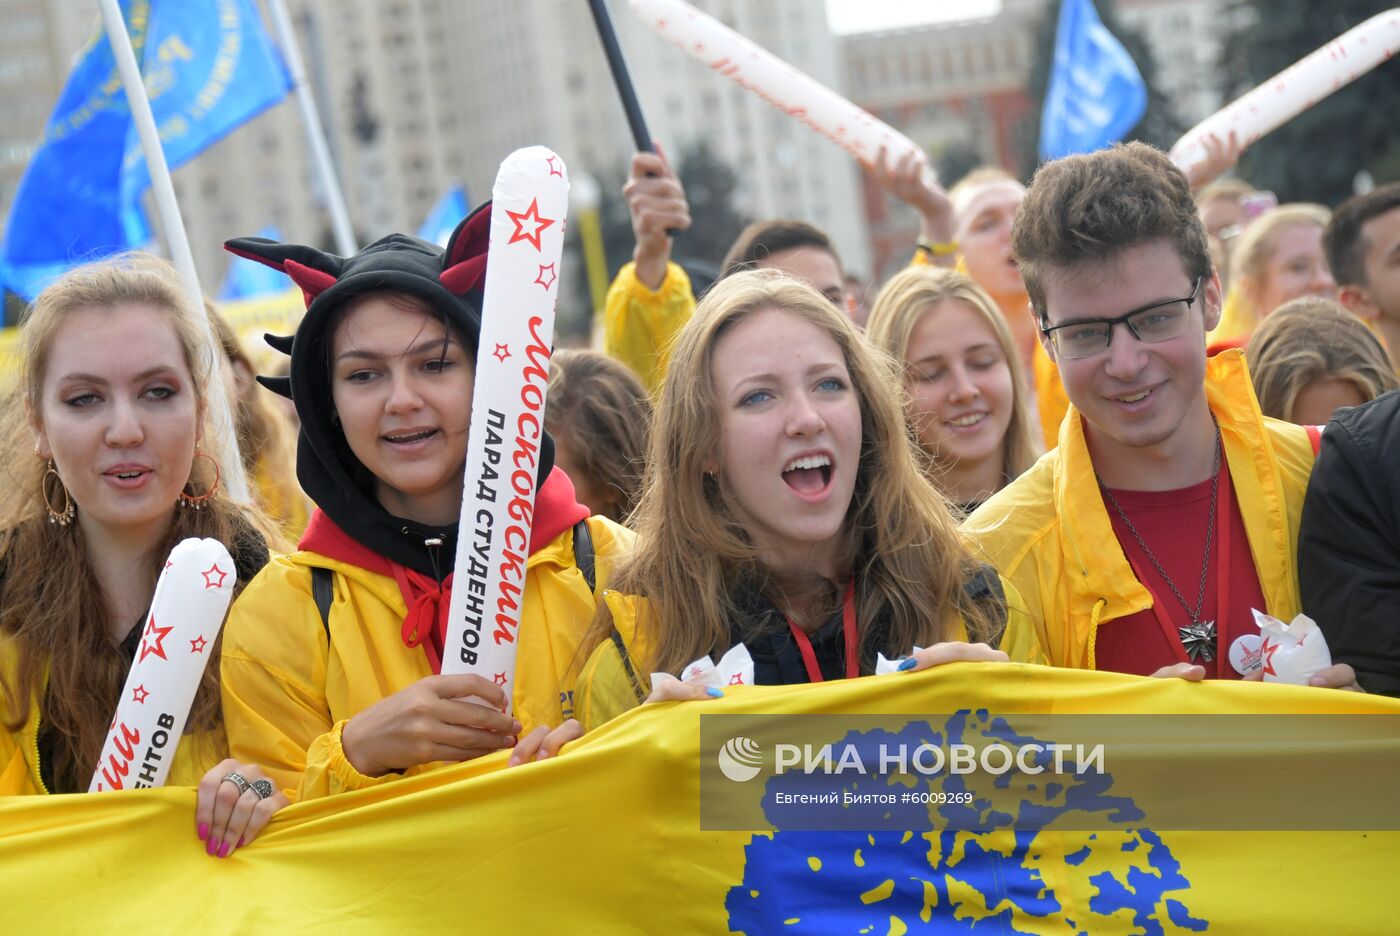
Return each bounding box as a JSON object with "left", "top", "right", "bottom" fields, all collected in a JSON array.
[
  {"left": 1171, "top": 10, "right": 1400, "bottom": 172},
  {"left": 90, "top": 538, "right": 237, "bottom": 792},
  {"left": 438, "top": 147, "right": 569, "bottom": 717},
  {"left": 629, "top": 0, "right": 933, "bottom": 179}
]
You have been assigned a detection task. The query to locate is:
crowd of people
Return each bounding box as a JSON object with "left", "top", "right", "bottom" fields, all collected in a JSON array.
[{"left": 3, "top": 132, "right": 1399, "bottom": 865}]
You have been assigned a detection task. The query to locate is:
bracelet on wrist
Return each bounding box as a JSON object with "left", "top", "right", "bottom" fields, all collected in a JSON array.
[{"left": 916, "top": 238, "right": 959, "bottom": 257}]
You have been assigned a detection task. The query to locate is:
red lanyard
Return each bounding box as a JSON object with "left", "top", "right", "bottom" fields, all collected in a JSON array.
[
  {"left": 1119, "top": 464, "right": 1233, "bottom": 678},
  {"left": 785, "top": 580, "right": 859, "bottom": 683}
]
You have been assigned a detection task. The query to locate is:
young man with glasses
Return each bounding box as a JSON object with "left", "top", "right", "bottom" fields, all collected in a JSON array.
[{"left": 963, "top": 142, "right": 1359, "bottom": 689}]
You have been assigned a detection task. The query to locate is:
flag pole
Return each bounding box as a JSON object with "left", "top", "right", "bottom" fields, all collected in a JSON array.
[
  {"left": 265, "top": 0, "right": 357, "bottom": 257},
  {"left": 97, "top": 0, "right": 250, "bottom": 504}
]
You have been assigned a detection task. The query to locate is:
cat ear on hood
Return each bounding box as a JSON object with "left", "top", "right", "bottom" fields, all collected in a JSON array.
[
  {"left": 224, "top": 237, "right": 346, "bottom": 306},
  {"left": 439, "top": 200, "right": 492, "bottom": 296}
]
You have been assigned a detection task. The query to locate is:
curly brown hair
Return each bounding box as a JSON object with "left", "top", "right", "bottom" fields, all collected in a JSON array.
[{"left": 1012, "top": 142, "right": 1213, "bottom": 322}]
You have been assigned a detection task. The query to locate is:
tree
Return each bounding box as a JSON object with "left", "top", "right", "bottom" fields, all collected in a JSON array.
[
  {"left": 1017, "top": 0, "right": 1183, "bottom": 174},
  {"left": 1218, "top": 0, "right": 1400, "bottom": 205}
]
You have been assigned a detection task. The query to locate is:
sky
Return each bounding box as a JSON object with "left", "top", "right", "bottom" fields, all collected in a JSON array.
[{"left": 824, "top": 0, "right": 1002, "bottom": 35}]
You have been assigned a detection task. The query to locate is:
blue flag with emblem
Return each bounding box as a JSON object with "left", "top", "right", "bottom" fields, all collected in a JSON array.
[
  {"left": 1039, "top": 0, "right": 1148, "bottom": 161},
  {"left": 417, "top": 185, "right": 469, "bottom": 248},
  {"left": 0, "top": 0, "right": 291, "bottom": 304}
]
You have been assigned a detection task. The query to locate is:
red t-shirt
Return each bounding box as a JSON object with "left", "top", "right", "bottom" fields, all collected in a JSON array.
[{"left": 1094, "top": 459, "right": 1266, "bottom": 679}]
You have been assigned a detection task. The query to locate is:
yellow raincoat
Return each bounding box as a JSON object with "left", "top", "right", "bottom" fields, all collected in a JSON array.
[
  {"left": 1, "top": 646, "right": 220, "bottom": 795},
  {"left": 961, "top": 350, "right": 1316, "bottom": 670},
  {"left": 220, "top": 514, "right": 630, "bottom": 802}
]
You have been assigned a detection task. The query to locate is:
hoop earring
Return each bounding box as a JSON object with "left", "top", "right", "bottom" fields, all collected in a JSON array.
[
  {"left": 178, "top": 449, "right": 222, "bottom": 510},
  {"left": 42, "top": 460, "right": 75, "bottom": 526}
]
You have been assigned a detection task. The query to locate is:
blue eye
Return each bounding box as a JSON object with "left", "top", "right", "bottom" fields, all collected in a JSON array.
[
  {"left": 740, "top": 389, "right": 773, "bottom": 406},
  {"left": 64, "top": 393, "right": 99, "bottom": 408},
  {"left": 143, "top": 386, "right": 176, "bottom": 400},
  {"left": 817, "top": 377, "right": 847, "bottom": 392}
]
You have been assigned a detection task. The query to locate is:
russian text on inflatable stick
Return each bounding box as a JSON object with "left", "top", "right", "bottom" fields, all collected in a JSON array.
[
  {"left": 1171, "top": 9, "right": 1400, "bottom": 172},
  {"left": 439, "top": 146, "right": 570, "bottom": 716},
  {"left": 90, "top": 538, "right": 237, "bottom": 792},
  {"left": 629, "top": 0, "right": 932, "bottom": 178}
]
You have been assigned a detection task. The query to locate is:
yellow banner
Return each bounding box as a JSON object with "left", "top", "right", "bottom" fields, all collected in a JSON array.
[{"left": 2, "top": 664, "right": 1396, "bottom": 932}]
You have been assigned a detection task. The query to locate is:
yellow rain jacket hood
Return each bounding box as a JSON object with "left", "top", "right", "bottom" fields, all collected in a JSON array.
[{"left": 961, "top": 351, "right": 1316, "bottom": 670}]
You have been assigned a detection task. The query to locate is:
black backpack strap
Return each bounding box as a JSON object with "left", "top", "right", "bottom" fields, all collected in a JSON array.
[
  {"left": 609, "top": 628, "right": 649, "bottom": 705},
  {"left": 311, "top": 566, "right": 334, "bottom": 642},
  {"left": 573, "top": 519, "right": 596, "bottom": 595},
  {"left": 963, "top": 563, "right": 1008, "bottom": 647}
]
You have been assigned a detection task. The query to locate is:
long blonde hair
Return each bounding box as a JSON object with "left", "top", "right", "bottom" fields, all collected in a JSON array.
[
  {"left": 0, "top": 254, "right": 272, "bottom": 792},
  {"left": 209, "top": 306, "right": 301, "bottom": 542},
  {"left": 1247, "top": 297, "right": 1398, "bottom": 422},
  {"left": 589, "top": 270, "right": 1002, "bottom": 677},
  {"left": 1231, "top": 203, "right": 1331, "bottom": 318},
  {"left": 866, "top": 267, "right": 1039, "bottom": 492}
]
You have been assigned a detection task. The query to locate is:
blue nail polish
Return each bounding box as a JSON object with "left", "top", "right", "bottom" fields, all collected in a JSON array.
[
  {"left": 897, "top": 657, "right": 917, "bottom": 672},
  {"left": 707, "top": 687, "right": 724, "bottom": 698}
]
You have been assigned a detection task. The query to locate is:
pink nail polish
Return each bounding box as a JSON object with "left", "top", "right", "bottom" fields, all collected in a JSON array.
[
  {"left": 218, "top": 842, "right": 230, "bottom": 858},
  {"left": 197, "top": 823, "right": 209, "bottom": 841},
  {"left": 238, "top": 837, "right": 245, "bottom": 848},
  {"left": 205, "top": 837, "right": 216, "bottom": 856}
]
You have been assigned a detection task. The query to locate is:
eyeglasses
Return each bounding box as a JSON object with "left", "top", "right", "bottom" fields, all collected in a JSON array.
[{"left": 1040, "top": 278, "right": 1202, "bottom": 360}]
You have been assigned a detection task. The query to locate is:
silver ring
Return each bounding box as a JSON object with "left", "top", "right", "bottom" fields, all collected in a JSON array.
[
  {"left": 250, "top": 778, "right": 274, "bottom": 800},
  {"left": 221, "top": 771, "right": 251, "bottom": 795}
]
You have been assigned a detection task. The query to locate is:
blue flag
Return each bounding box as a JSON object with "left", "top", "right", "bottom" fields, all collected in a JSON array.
[
  {"left": 417, "top": 185, "right": 469, "bottom": 248},
  {"left": 0, "top": 0, "right": 291, "bottom": 303},
  {"left": 1039, "top": 0, "right": 1147, "bottom": 161},
  {"left": 218, "top": 226, "right": 291, "bottom": 300}
]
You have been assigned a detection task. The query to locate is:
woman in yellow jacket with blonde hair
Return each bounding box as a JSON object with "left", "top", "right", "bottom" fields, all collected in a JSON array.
[
  {"left": 219, "top": 205, "right": 631, "bottom": 802},
  {"left": 0, "top": 255, "right": 286, "bottom": 859},
  {"left": 576, "top": 270, "right": 1034, "bottom": 730}
]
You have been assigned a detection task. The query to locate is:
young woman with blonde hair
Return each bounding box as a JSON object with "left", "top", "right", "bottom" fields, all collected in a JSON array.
[
  {"left": 575, "top": 270, "right": 1031, "bottom": 729},
  {"left": 209, "top": 308, "right": 306, "bottom": 541},
  {"left": 0, "top": 254, "right": 286, "bottom": 858},
  {"left": 1247, "top": 297, "right": 1397, "bottom": 425},
  {"left": 866, "top": 267, "right": 1040, "bottom": 514},
  {"left": 1210, "top": 203, "right": 1335, "bottom": 346}
]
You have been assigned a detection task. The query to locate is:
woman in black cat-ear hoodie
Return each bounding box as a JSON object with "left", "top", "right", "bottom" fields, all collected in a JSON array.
[{"left": 219, "top": 203, "right": 633, "bottom": 802}]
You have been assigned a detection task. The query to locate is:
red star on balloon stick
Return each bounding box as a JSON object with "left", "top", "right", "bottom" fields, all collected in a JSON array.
[
  {"left": 534, "top": 263, "right": 557, "bottom": 291},
  {"left": 132, "top": 685, "right": 150, "bottom": 704},
  {"left": 728, "top": 673, "right": 744, "bottom": 685},
  {"left": 201, "top": 563, "right": 228, "bottom": 590},
  {"left": 493, "top": 343, "right": 511, "bottom": 363},
  {"left": 493, "top": 672, "right": 509, "bottom": 686},
  {"left": 190, "top": 635, "right": 208, "bottom": 654},
  {"left": 165, "top": 560, "right": 174, "bottom": 570},
  {"left": 545, "top": 155, "right": 563, "bottom": 178},
  {"left": 139, "top": 614, "right": 173, "bottom": 662},
  {"left": 505, "top": 198, "right": 555, "bottom": 251}
]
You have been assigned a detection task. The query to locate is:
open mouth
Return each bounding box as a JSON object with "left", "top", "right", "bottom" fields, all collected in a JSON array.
[
  {"left": 946, "top": 412, "right": 988, "bottom": 428},
  {"left": 1113, "top": 388, "right": 1153, "bottom": 405},
  {"left": 782, "top": 454, "right": 832, "bottom": 494},
  {"left": 383, "top": 428, "right": 439, "bottom": 445}
]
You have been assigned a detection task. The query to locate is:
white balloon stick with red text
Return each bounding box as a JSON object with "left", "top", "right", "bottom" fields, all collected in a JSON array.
[
  {"left": 629, "top": 0, "right": 932, "bottom": 178},
  {"left": 90, "top": 538, "right": 237, "bottom": 792},
  {"left": 439, "top": 146, "right": 569, "bottom": 715},
  {"left": 1171, "top": 9, "right": 1400, "bottom": 172}
]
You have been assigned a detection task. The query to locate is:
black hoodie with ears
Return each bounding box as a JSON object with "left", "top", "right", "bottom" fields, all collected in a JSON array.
[{"left": 224, "top": 201, "right": 554, "bottom": 578}]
